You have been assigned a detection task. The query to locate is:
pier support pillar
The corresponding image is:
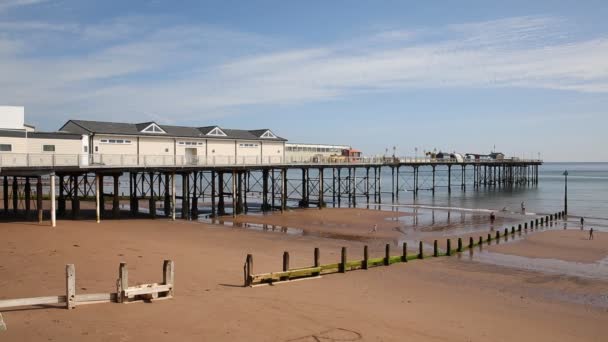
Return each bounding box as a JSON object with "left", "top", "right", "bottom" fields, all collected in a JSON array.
[
  {"left": 211, "top": 171, "right": 217, "bottom": 217},
  {"left": 36, "top": 177, "right": 43, "bottom": 223},
  {"left": 181, "top": 173, "right": 190, "bottom": 219},
  {"left": 24, "top": 177, "right": 31, "bottom": 217},
  {"left": 3, "top": 176, "right": 8, "bottom": 214},
  {"left": 112, "top": 174, "right": 120, "bottom": 218},
  {"left": 318, "top": 168, "right": 324, "bottom": 209},
  {"left": 262, "top": 169, "right": 270, "bottom": 211},
  {"left": 50, "top": 173, "right": 56, "bottom": 227},
  {"left": 281, "top": 169, "right": 287, "bottom": 212},
  {"left": 217, "top": 172, "right": 225, "bottom": 216},
  {"left": 149, "top": 172, "right": 157, "bottom": 219},
  {"left": 95, "top": 174, "right": 101, "bottom": 223},
  {"left": 12, "top": 177, "right": 18, "bottom": 214},
  {"left": 71, "top": 175, "right": 80, "bottom": 219},
  {"left": 232, "top": 171, "right": 237, "bottom": 218},
  {"left": 191, "top": 172, "right": 198, "bottom": 218},
  {"left": 164, "top": 173, "right": 171, "bottom": 217},
  {"left": 447, "top": 165, "right": 452, "bottom": 194}
]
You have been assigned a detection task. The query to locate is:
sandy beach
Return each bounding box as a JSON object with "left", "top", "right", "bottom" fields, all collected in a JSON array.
[{"left": 0, "top": 207, "right": 607, "bottom": 341}]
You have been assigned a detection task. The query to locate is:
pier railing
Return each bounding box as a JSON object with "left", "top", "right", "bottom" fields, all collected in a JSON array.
[{"left": 0, "top": 153, "right": 542, "bottom": 169}]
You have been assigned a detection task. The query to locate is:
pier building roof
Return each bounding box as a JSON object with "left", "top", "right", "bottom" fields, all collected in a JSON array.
[{"left": 59, "top": 120, "right": 287, "bottom": 141}]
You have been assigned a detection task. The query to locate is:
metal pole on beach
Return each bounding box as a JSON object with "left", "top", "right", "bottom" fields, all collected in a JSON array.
[{"left": 563, "top": 170, "right": 568, "bottom": 216}]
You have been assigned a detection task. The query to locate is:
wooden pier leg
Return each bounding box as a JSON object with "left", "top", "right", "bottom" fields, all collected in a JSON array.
[
  {"left": 447, "top": 165, "right": 452, "bottom": 194},
  {"left": 24, "top": 177, "right": 31, "bottom": 217},
  {"left": 391, "top": 166, "right": 395, "bottom": 203},
  {"left": 211, "top": 171, "right": 216, "bottom": 217},
  {"left": 112, "top": 174, "right": 120, "bottom": 218},
  {"left": 36, "top": 177, "right": 43, "bottom": 223},
  {"left": 340, "top": 247, "right": 347, "bottom": 273},
  {"left": 163, "top": 260, "right": 175, "bottom": 297},
  {"left": 171, "top": 173, "right": 176, "bottom": 221},
  {"left": 384, "top": 244, "right": 391, "bottom": 266},
  {"left": 402, "top": 242, "right": 408, "bottom": 262},
  {"left": 58, "top": 175, "right": 65, "bottom": 216},
  {"left": 281, "top": 169, "right": 287, "bottom": 212},
  {"left": 337, "top": 168, "right": 342, "bottom": 207},
  {"left": 217, "top": 172, "right": 225, "bottom": 216},
  {"left": 50, "top": 174, "right": 56, "bottom": 227},
  {"left": 95, "top": 174, "right": 101, "bottom": 223},
  {"left": 182, "top": 173, "right": 190, "bottom": 219},
  {"left": 232, "top": 171, "right": 237, "bottom": 218},
  {"left": 318, "top": 168, "right": 324, "bottom": 209},
  {"left": 66, "top": 264, "right": 76, "bottom": 309},
  {"left": 71, "top": 175, "right": 80, "bottom": 219},
  {"left": 150, "top": 172, "right": 157, "bottom": 219},
  {"left": 117, "top": 262, "right": 128, "bottom": 303},
  {"left": 2, "top": 176, "right": 8, "bottom": 214},
  {"left": 12, "top": 177, "right": 18, "bottom": 214},
  {"left": 363, "top": 245, "right": 369, "bottom": 269},
  {"left": 270, "top": 169, "right": 275, "bottom": 211}
]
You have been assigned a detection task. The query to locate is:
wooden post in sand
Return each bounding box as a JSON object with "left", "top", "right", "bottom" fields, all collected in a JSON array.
[
  {"left": 433, "top": 240, "right": 438, "bottom": 257},
  {"left": 511, "top": 227, "right": 515, "bottom": 234},
  {"left": 446, "top": 239, "right": 452, "bottom": 256},
  {"left": 314, "top": 248, "right": 320, "bottom": 267},
  {"left": 457, "top": 238, "right": 463, "bottom": 252},
  {"left": 384, "top": 244, "right": 390, "bottom": 266},
  {"left": 281, "top": 251, "right": 290, "bottom": 281},
  {"left": 495, "top": 231, "right": 500, "bottom": 241},
  {"left": 163, "top": 260, "right": 175, "bottom": 296},
  {"left": 504, "top": 228, "right": 508, "bottom": 238},
  {"left": 469, "top": 237, "right": 474, "bottom": 249},
  {"left": 244, "top": 254, "right": 253, "bottom": 287},
  {"left": 402, "top": 242, "right": 408, "bottom": 262},
  {"left": 363, "top": 245, "right": 369, "bottom": 269},
  {"left": 478, "top": 236, "right": 483, "bottom": 246},
  {"left": 524, "top": 222, "right": 528, "bottom": 229},
  {"left": 340, "top": 247, "right": 347, "bottom": 273},
  {"left": 518, "top": 225, "right": 522, "bottom": 232},
  {"left": 118, "top": 262, "right": 128, "bottom": 303},
  {"left": 66, "top": 264, "right": 75, "bottom": 309},
  {"left": 418, "top": 241, "right": 424, "bottom": 259},
  {"left": 535, "top": 218, "right": 539, "bottom": 226},
  {"left": 487, "top": 233, "right": 492, "bottom": 243}
]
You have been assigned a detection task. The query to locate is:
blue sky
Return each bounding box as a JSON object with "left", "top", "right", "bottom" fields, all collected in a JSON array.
[{"left": 1, "top": 0, "right": 607, "bottom": 161}]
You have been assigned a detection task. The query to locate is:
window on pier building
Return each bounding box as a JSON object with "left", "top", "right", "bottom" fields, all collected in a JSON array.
[
  {"left": 0, "top": 144, "right": 11, "bottom": 152},
  {"left": 43, "top": 145, "right": 55, "bottom": 152}
]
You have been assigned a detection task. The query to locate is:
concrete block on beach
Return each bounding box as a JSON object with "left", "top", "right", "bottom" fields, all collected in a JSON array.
[{"left": 0, "top": 313, "right": 6, "bottom": 332}]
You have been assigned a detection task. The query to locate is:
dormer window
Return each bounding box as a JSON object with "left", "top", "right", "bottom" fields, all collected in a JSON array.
[
  {"left": 261, "top": 130, "right": 277, "bottom": 139},
  {"left": 207, "top": 127, "right": 227, "bottom": 137},
  {"left": 141, "top": 123, "right": 166, "bottom": 134}
]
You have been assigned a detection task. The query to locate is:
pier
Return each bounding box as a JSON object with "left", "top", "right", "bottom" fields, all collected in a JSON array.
[{"left": 0, "top": 155, "right": 541, "bottom": 226}]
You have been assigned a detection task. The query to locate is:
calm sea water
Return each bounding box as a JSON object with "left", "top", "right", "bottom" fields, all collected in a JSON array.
[{"left": 399, "top": 162, "right": 608, "bottom": 225}]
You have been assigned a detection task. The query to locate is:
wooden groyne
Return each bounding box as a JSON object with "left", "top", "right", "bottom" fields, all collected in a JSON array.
[{"left": 244, "top": 211, "right": 566, "bottom": 286}]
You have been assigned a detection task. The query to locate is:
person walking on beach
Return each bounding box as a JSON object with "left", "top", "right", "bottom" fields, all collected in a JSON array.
[
  {"left": 490, "top": 212, "right": 496, "bottom": 224},
  {"left": 580, "top": 217, "right": 585, "bottom": 227},
  {"left": 589, "top": 227, "right": 594, "bottom": 240},
  {"left": 521, "top": 201, "right": 526, "bottom": 212},
  {"left": 370, "top": 224, "right": 378, "bottom": 233}
]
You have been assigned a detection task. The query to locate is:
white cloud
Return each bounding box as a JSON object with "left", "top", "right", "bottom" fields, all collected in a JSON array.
[
  {"left": 0, "top": 14, "right": 607, "bottom": 126},
  {"left": 0, "top": 0, "right": 46, "bottom": 12}
]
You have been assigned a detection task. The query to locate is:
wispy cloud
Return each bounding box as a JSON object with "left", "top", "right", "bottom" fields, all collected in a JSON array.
[
  {"left": 0, "top": 0, "right": 46, "bottom": 12},
  {"left": 0, "top": 14, "right": 607, "bottom": 126}
]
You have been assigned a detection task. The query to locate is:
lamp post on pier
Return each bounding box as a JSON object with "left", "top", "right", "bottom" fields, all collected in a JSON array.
[{"left": 563, "top": 170, "right": 568, "bottom": 215}]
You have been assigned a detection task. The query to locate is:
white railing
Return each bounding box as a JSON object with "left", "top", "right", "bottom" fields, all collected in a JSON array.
[{"left": 0, "top": 153, "right": 542, "bottom": 169}]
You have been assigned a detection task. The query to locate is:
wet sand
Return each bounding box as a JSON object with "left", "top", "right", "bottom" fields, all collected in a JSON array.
[
  {"left": 1, "top": 210, "right": 607, "bottom": 341},
  {"left": 488, "top": 229, "right": 608, "bottom": 263}
]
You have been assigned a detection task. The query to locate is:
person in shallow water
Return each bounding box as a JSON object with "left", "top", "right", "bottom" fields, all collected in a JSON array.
[
  {"left": 490, "top": 212, "right": 496, "bottom": 224},
  {"left": 521, "top": 202, "right": 526, "bottom": 212},
  {"left": 580, "top": 217, "right": 585, "bottom": 227},
  {"left": 589, "top": 227, "right": 594, "bottom": 240}
]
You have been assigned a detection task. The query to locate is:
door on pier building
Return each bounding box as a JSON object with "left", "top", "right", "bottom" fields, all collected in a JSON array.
[{"left": 185, "top": 148, "right": 198, "bottom": 165}]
